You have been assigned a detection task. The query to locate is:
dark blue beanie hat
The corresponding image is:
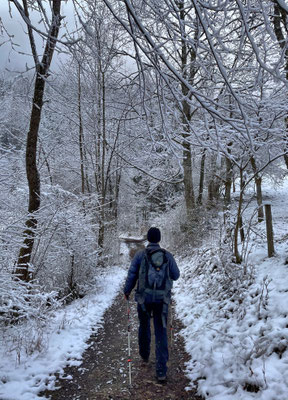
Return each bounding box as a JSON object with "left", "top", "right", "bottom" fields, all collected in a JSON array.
[{"left": 147, "top": 227, "right": 161, "bottom": 243}]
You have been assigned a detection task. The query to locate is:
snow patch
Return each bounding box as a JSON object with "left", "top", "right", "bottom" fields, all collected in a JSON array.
[{"left": 0, "top": 266, "right": 126, "bottom": 400}]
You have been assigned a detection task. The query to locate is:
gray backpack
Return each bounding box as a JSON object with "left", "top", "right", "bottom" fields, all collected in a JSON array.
[
  {"left": 147, "top": 249, "right": 167, "bottom": 289},
  {"left": 136, "top": 249, "right": 172, "bottom": 304}
]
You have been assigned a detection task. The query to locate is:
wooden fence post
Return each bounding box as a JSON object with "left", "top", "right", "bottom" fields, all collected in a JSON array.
[{"left": 265, "top": 204, "right": 275, "bottom": 257}]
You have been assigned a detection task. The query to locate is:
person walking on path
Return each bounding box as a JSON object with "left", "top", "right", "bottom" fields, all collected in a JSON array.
[{"left": 123, "top": 227, "right": 180, "bottom": 382}]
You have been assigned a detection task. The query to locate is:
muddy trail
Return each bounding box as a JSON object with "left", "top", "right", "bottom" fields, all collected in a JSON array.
[{"left": 41, "top": 292, "right": 203, "bottom": 400}]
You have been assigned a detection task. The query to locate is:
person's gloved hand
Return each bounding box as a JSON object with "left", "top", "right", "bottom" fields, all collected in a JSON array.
[{"left": 124, "top": 293, "right": 130, "bottom": 300}]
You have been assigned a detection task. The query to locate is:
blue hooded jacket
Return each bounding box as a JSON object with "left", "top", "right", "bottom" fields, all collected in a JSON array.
[{"left": 123, "top": 243, "right": 180, "bottom": 302}]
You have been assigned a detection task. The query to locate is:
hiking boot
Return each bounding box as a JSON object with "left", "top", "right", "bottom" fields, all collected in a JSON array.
[{"left": 156, "top": 374, "right": 167, "bottom": 383}]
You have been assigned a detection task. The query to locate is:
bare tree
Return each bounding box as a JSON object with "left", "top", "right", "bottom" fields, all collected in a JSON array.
[
  {"left": 100, "top": 0, "right": 287, "bottom": 261},
  {"left": 273, "top": 0, "right": 288, "bottom": 168},
  {"left": 11, "top": 0, "right": 63, "bottom": 281}
]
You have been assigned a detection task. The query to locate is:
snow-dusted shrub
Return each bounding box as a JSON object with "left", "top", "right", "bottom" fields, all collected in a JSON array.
[
  {"left": 31, "top": 185, "right": 100, "bottom": 299},
  {"left": 0, "top": 272, "right": 62, "bottom": 358},
  {"left": 0, "top": 272, "right": 60, "bottom": 326},
  {"left": 181, "top": 243, "right": 254, "bottom": 308},
  {"left": 161, "top": 202, "right": 219, "bottom": 253},
  {"left": 0, "top": 173, "right": 101, "bottom": 325}
]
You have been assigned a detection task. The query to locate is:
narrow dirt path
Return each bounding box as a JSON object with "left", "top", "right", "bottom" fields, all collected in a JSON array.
[{"left": 41, "top": 292, "right": 203, "bottom": 400}]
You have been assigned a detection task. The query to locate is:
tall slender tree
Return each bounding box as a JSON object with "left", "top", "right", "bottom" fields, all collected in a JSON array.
[{"left": 12, "top": 0, "right": 63, "bottom": 281}]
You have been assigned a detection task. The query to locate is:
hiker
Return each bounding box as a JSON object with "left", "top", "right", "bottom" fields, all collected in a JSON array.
[{"left": 123, "top": 227, "right": 180, "bottom": 382}]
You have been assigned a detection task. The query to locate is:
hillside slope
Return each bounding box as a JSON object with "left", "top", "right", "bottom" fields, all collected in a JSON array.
[{"left": 174, "top": 177, "right": 288, "bottom": 399}]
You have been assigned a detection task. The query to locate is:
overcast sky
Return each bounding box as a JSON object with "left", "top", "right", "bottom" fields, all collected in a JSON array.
[{"left": 0, "top": 1, "right": 76, "bottom": 72}]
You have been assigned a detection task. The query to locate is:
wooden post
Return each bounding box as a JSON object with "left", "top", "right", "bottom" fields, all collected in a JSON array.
[{"left": 265, "top": 204, "right": 275, "bottom": 257}]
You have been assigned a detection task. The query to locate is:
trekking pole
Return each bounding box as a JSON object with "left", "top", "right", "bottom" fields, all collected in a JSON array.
[
  {"left": 127, "top": 298, "right": 132, "bottom": 387},
  {"left": 170, "top": 300, "right": 174, "bottom": 351}
]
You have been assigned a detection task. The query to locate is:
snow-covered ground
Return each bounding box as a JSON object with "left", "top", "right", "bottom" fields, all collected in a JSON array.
[
  {"left": 174, "top": 177, "right": 288, "bottom": 399},
  {"left": 0, "top": 266, "right": 126, "bottom": 400},
  {"left": 1, "top": 178, "right": 288, "bottom": 400}
]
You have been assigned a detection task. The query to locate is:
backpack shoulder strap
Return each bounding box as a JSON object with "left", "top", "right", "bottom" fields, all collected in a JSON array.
[{"left": 136, "top": 250, "right": 149, "bottom": 303}]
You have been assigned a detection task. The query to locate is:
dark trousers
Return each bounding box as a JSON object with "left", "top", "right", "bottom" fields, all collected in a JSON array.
[{"left": 137, "top": 302, "right": 168, "bottom": 377}]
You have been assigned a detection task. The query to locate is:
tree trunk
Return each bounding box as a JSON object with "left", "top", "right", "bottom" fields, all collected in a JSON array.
[
  {"left": 16, "top": 74, "right": 44, "bottom": 281},
  {"left": 98, "top": 212, "right": 105, "bottom": 251},
  {"left": 207, "top": 156, "right": 220, "bottom": 207},
  {"left": 265, "top": 204, "right": 275, "bottom": 257},
  {"left": 197, "top": 148, "right": 206, "bottom": 205},
  {"left": 224, "top": 155, "right": 233, "bottom": 207},
  {"left": 78, "top": 63, "right": 86, "bottom": 196},
  {"left": 178, "top": 1, "right": 197, "bottom": 219},
  {"left": 239, "top": 215, "right": 245, "bottom": 243},
  {"left": 208, "top": 179, "right": 214, "bottom": 204},
  {"left": 234, "top": 169, "right": 244, "bottom": 264},
  {"left": 183, "top": 140, "right": 195, "bottom": 218},
  {"left": 250, "top": 156, "right": 264, "bottom": 222},
  {"left": 15, "top": 0, "right": 62, "bottom": 281},
  {"left": 98, "top": 72, "right": 107, "bottom": 255},
  {"left": 113, "top": 166, "right": 121, "bottom": 220},
  {"left": 285, "top": 118, "right": 288, "bottom": 169},
  {"left": 273, "top": 3, "right": 288, "bottom": 168}
]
